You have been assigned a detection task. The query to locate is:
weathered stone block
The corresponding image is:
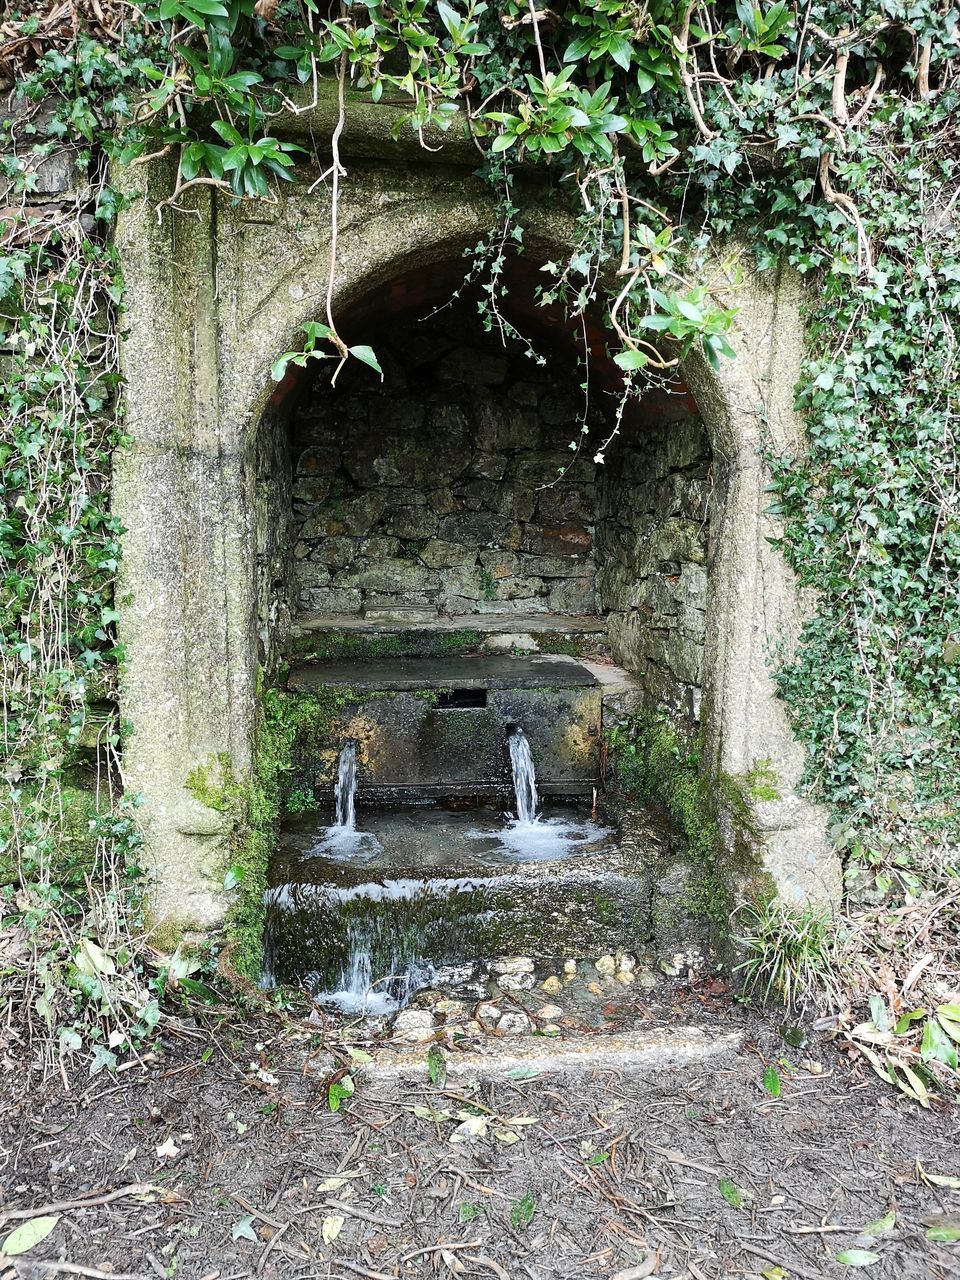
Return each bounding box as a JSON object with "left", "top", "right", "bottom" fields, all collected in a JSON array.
[
  {"left": 438, "top": 511, "right": 516, "bottom": 547},
  {"left": 379, "top": 507, "right": 439, "bottom": 539},
  {"left": 548, "top": 576, "right": 597, "bottom": 614},
  {"left": 343, "top": 561, "right": 435, "bottom": 594},
  {"left": 522, "top": 523, "right": 593, "bottom": 556},
  {"left": 299, "top": 587, "right": 363, "bottom": 612},
  {"left": 319, "top": 492, "right": 386, "bottom": 536},
  {"left": 418, "top": 539, "right": 477, "bottom": 569}
]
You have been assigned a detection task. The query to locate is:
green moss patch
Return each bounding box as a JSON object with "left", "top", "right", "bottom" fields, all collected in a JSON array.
[
  {"left": 607, "top": 710, "right": 769, "bottom": 945},
  {"left": 290, "top": 629, "right": 483, "bottom": 662}
]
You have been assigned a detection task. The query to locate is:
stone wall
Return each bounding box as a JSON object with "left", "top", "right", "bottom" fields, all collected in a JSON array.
[
  {"left": 596, "top": 411, "right": 712, "bottom": 726},
  {"left": 286, "top": 318, "right": 600, "bottom": 619}
]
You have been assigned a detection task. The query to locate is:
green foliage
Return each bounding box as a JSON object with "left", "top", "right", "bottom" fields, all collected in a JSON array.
[
  {"left": 608, "top": 711, "right": 720, "bottom": 863},
  {"left": 509, "top": 1192, "right": 535, "bottom": 1228},
  {"left": 2, "top": 0, "right": 958, "bottom": 1099},
  {"left": 185, "top": 753, "right": 241, "bottom": 813},
  {"left": 227, "top": 682, "right": 367, "bottom": 977},
  {"left": 735, "top": 899, "right": 839, "bottom": 1013}
]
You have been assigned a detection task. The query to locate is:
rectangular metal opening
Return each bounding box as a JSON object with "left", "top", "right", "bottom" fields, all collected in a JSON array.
[{"left": 435, "top": 688, "right": 488, "bottom": 709}]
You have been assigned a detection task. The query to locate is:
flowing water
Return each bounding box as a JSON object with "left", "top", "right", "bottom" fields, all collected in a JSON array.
[
  {"left": 334, "top": 739, "right": 357, "bottom": 829},
  {"left": 263, "top": 731, "right": 615, "bottom": 1010},
  {"left": 508, "top": 727, "right": 539, "bottom": 822},
  {"left": 309, "top": 739, "right": 382, "bottom": 860}
]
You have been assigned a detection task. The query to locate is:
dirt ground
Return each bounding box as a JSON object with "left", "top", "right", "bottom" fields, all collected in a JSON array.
[{"left": 2, "top": 982, "right": 958, "bottom": 1280}]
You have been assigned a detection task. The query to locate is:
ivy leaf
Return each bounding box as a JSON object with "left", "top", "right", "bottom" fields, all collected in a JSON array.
[
  {"left": 223, "top": 865, "right": 244, "bottom": 891},
  {"left": 231, "top": 1214, "right": 257, "bottom": 1242},
  {"left": 613, "top": 349, "right": 648, "bottom": 371}
]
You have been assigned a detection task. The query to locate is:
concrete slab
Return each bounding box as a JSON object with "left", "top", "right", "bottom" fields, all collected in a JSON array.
[
  {"left": 369, "top": 1025, "right": 743, "bottom": 1078},
  {"left": 287, "top": 653, "right": 601, "bottom": 692}
]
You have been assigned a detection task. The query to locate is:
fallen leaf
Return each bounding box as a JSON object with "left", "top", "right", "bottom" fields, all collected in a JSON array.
[
  {"left": 762, "top": 1268, "right": 788, "bottom": 1280},
  {"left": 863, "top": 1209, "right": 896, "bottom": 1236},
  {"left": 450, "top": 1113, "right": 489, "bottom": 1142},
  {"left": 1, "top": 1216, "right": 60, "bottom": 1256},
  {"left": 610, "top": 1255, "right": 658, "bottom": 1280},
  {"left": 718, "top": 1177, "right": 744, "bottom": 1209},
  {"left": 926, "top": 1225, "right": 960, "bottom": 1242},
  {"left": 322, "top": 1214, "right": 345, "bottom": 1243},
  {"left": 155, "top": 1136, "right": 180, "bottom": 1160},
  {"left": 926, "top": 1173, "right": 960, "bottom": 1190},
  {"left": 316, "top": 1169, "right": 362, "bottom": 1192},
  {"left": 493, "top": 1128, "right": 521, "bottom": 1145},
  {"left": 836, "top": 1248, "right": 881, "bottom": 1267},
  {"left": 231, "top": 1215, "right": 257, "bottom": 1242}
]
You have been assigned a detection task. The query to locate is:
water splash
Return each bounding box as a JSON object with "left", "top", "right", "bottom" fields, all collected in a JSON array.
[
  {"left": 508, "top": 727, "right": 539, "bottom": 823},
  {"left": 319, "top": 933, "right": 436, "bottom": 1016},
  {"left": 334, "top": 739, "right": 358, "bottom": 829},
  {"left": 304, "top": 740, "right": 382, "bottom": 860}
]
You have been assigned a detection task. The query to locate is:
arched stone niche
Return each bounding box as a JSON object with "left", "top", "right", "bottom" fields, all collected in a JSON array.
[{"left": 114, "top": 140, "right": 840, "bottom": 936}]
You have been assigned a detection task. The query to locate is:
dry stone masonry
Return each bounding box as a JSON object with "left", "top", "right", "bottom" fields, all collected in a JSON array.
[
  {"left": 598, "top": 408, "right": 712, "bottom": 725},
  {"left": 288, "top": 316, "right": 599, "bottom": 621}
]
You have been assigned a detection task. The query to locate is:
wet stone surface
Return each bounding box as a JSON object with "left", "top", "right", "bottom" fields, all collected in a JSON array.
[{"left": 262, "top": 801, "right": 677, "bottom": 1003}]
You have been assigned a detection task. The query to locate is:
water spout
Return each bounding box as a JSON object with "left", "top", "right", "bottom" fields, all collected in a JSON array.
[
  {"left": 334, "top": 739, "right": 358, "bottom": 830},
  {"left": 508, "top": 727, "right": 539, "bottom": 824}
]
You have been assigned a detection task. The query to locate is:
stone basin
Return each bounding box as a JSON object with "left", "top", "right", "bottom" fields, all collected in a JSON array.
[{"left": 262, "top": 802, "right": 673, "bottom": 997}]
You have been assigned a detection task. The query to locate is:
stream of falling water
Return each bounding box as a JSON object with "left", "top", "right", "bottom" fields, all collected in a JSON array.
[
  {"left": 264, "top": 731, "right": 612, "bottom": 1008},
  {"left": 508, "top": 727, "right": 539, "bottom": 823},
  {"left": 334, "top": 739, "right": 357, "bottom": 829}
]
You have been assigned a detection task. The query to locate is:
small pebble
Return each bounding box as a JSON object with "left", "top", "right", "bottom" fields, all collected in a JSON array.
[
  {"left": 434, "top": 999, "right": 465, "bottom": 1018},
  {"left": 616, "top": 970, "right": 635, "bottom": 986},
  {"left": 392, "top": 1009, "right": 435, "bottom": 1042},
  {"left": 537, "top": 1003, "right": 564, "bottom": 1021},
  {"left": 476, "top": 1002, "right": 501, "bottom": 1028},
  {"left": 491, "top": 956, "right": 534, "bottom": 975},
  {"left": 562, "top": 959, "right": 578, "bottom": 975},
  {"left": 586, "top": 981, "right": 604, "bottom": 997},
  {"left": 497, "top": 1012, "right": 531, "bottom": 1036},
  {"left": 541, "top": 975, "right": 563, "bottom": 995},
  {"left": 637, "top": 970, "right": 659, "bottom": 991},
  {"left": 617, "top": 952, "right": 636, "bottom": 973},
  {"left": 595, "top": 954, "right": 617, "bottom": 976},
  {"left": 499, "top": 971, "right": 534, "bottom": 992}
]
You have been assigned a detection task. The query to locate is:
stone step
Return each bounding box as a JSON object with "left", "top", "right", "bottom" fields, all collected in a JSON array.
[
  {"left": 368, "top": 1025, "right": 743, "bottom": 1079},
  {"left": 263, "top": 806, "right": 671, "bottom": 992},
  {"left": 292, "top": 610, "right": 609, "bottom": 636}
]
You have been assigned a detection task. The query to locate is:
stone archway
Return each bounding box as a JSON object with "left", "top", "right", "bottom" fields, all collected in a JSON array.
[{"left": 114, "top": 144, "right": 839, "bottom": 937}]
